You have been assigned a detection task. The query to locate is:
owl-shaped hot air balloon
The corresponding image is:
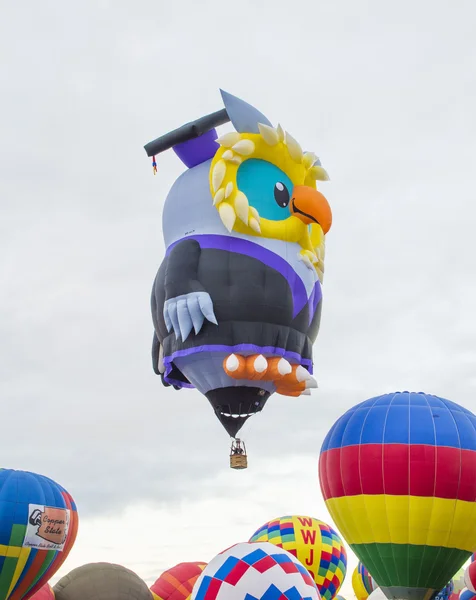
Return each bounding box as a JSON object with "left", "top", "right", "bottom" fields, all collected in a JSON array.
[
  {"left": 319, "top": 392, "right": 476, "bottom": 600},
  {"left": 145, "top": 90, "right": 332, "bottom": 457}
]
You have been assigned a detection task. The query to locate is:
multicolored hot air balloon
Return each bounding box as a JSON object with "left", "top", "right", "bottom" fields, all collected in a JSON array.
[
  {"left": 249, "top": 515, "right": 346, "bottom": 600},
  {"left": 54, "top": 563, "right": 152, "bottom": 600},
  {"left": 150, "top": 562, "right": 207, "bottom": 600},
  {"left": 319, "top": 392, "right": 476, "bottom": 600},
  {"left": 145, "top": 89, "right": 332, "bottom": 449},
  {"left": 436, "top": 582, "right": 455, "bottom": 600},
  {"left": 191, "top": 542, "right": 321, "bottom": 600},
  {"left": 465, "top": 563, "right": 476, "bottom": 594},
  {"left": 0, "top": 469, "right": 78, "bottom": 600},
  {"left": 352, "top": 562, "right": 375, "bottom": 600}
]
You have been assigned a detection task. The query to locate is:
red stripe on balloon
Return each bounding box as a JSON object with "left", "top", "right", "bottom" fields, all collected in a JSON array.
[{"left": 319, "top": 444, "right": 476, "bottom": 501}]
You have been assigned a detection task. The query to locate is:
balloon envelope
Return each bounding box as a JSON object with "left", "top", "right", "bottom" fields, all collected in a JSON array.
[
  {"left": 148, "top": 90, "right": 331, "bottom": 439},
  {"left": 30, "top": 587, "right": 54, "bottom": 600},
  {"left": 249, "top": 516, "right": 346, "bottom": 600},
  {"left": 352, "top": 563, "right": 375, "bottom": 600},
  {"left": 0, "top": 469, "right": 78, "bottom": 600},
  {"left": 151, "top": 562, "right": 207, "bottom": 600},
  {"left": 319, "top": 392, "right": 476, "bottom": 600},
  {"left": 54, "top": 563, "right": 152, "bottom": 600},
  {"left": 465, "top": 563, "right": 476, "bottom": 594},
  {"left": 191, "top": 541, "right": 321, "bottom": 600}
]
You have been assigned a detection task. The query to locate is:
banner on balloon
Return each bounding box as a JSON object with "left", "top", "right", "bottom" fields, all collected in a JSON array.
[{"left": 23, "top": 504, "right": 70, "bottom": 550}]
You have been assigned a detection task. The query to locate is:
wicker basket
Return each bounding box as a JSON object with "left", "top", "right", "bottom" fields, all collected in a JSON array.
[{"left": 230, "top": 454, "right": 248, "bottom": 469}]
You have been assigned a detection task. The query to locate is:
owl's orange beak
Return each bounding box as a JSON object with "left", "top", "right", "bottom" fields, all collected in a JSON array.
[{"left": 290, "top": 185, "right": 332, "bottom": 234}]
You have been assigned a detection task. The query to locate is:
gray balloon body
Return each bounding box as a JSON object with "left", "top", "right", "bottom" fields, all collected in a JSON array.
[{"left": 54, "top": 563, "right": 152, "bottom": 600}]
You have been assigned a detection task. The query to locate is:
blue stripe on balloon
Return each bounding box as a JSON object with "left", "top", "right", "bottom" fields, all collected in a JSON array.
[
  {"left": 193, "top": 576, "right": 212, "bottom": 600},
  {"left": 321, "top": 392, "right": 476, "bottom": 451},
  {"left": 213, "top": 556, "right": 240, "bottom": 580}
]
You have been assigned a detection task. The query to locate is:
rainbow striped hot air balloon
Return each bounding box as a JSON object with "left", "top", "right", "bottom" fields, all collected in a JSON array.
[
  {"left": 0, "top": 469, "right": 78, "bottom": 600},
  {"left": 352, "top": 562, "right": 375, "bottom": 600},
  {"left": 319, "top": 392, "right": 476, "bottom": 600},
  {"left": 249, "top": 515, "right": 347, "bottom": 600},
  {"left": 150, "top": 563, "right": 207, "bottom": 600}
]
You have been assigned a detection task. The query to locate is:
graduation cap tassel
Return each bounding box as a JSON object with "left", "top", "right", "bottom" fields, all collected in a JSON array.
[{"left": 152, "top": 155, "right": 157, "bottom": 175}]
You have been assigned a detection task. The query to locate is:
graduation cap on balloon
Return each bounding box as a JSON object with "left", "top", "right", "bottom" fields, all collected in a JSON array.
[{"left": 144, "top": 89, "right": 274, "bottom": 174}]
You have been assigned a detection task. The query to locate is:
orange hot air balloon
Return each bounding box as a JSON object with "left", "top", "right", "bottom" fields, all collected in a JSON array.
[{"left": 150, "top": 562, "right": 207, "bottom": 600}]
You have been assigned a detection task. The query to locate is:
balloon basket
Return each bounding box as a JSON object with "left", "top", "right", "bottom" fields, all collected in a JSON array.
[
  {"left": 230, "top": 454, "right": 248, "bottom": 469},
  {"left": 230, "top": 439, "right": 247, "bottom": 470}
]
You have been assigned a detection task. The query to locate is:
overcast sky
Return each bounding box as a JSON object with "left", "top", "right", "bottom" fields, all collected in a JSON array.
[{"left": 1, "top": 0, "right": 476, "bottom": 596}]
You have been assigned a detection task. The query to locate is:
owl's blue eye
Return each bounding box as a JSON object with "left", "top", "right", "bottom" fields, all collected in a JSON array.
[{"left": 236, "top": 159, "right": 294, "bottom": 222}]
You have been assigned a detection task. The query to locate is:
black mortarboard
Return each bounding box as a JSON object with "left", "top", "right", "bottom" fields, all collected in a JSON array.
[{"left": 144, "top": 108, "right": 230, "bottom": 172}]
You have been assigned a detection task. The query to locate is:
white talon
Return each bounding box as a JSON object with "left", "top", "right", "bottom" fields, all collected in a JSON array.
[
  {"left": 254, "top": 355, "right": 268, "bottom": 373},
  {"left": 226, "top": 354, "right": 240, "bottom": 372},
  {"left": 301, "top": 389, "right": 312, "bottom": 396},
  {"left": 277, "top": 358, "right": 292, "bottom": 376},
  {"left": 296, "top": 365, "right": 311, "bottom": 382},
  {"left": 305, "top": 378, "right": 318, "bottom": 389}
]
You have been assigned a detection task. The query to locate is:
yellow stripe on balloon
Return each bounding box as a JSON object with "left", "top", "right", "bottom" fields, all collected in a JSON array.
[
  {"left": 0, "top": 546, "right": 22, "bottom": 558},
  {"left": 325, "top": 495, "right": 476, "bottom": 552},
  {"left": 150, "top": 592, "right": 162, "bottom": 600},
  {"left": 6, "top": 547, "right": 31, "bottom": 599}
]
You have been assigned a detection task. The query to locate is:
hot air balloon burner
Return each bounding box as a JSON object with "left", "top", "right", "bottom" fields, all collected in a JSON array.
[{"left": 230, "top": 438, "right": 248, "bottom": 470}]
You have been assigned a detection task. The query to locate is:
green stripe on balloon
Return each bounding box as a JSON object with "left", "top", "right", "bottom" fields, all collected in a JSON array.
[
  {"left": 0, "top": 557, "right": 18, "bottom": 600},
  {"left": 351, "top": 544, "right": 470, "bottom": 590},
  {"left": 9, "top": 525, "right": 26, "bottom": 547},
  {"left": 0, "top": 523, "right": 27, "bottom": 600},
  {"left": 24, "top": 551, "right": 56, "bottom": 597}
]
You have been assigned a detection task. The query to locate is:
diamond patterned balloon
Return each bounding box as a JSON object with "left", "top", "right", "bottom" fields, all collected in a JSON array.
[{"left": 191, "top": 542, "right": 321, "bottom": 600}]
